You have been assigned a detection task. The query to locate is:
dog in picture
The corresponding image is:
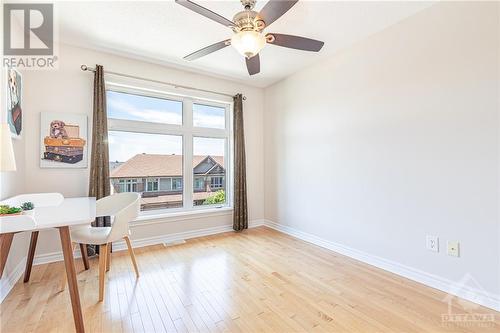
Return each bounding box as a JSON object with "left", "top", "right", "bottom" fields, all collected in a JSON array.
[{"left": 50, "top": 120, "right": 69, "bottom": 139}]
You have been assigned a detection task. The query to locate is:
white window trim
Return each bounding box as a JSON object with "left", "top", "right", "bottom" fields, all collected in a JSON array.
[
  {"left": 132, "top": 206, "right": 233, "bottom": 226},
  {"left": 106, "top": 82, "right": 233, "bottom": 218}
]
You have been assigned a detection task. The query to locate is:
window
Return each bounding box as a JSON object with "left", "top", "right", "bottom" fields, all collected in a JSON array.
[
  {"left": 194, "top": 177, "right": 204, "bottom": 191},
  {"left": 108, "top": 130, "right": 183, "bottom": 211},
  {"left": 159, "top": 178, "right": 171, "bottom": 191},
  {"left": 146, "top": 178, "right": 159, "bottom": 192},
  {"left": 211, "top": 176, "right": 224, "bottom": 189},
  {"left": 107, "top": 86, "right": 231, "bottom": 215},
  {"left": 172, "top": 178, "right": 183, "bottom": 191},
  {"left": 107, "top": 90, "right": 182, "bottom": 125},
  {"left": 193, "top": 103, "right": 225, "bottom": 129},
  {"left": 193, "top": 137, "right": 226, "bottom": 207},
  {"left": 117, "top": 179, "right": 138, "bottom": 193}
]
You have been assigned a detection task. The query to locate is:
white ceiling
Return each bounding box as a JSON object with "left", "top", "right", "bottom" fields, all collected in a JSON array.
[{"left": 57, "top": 1, "right": 434, "bottom": 88}]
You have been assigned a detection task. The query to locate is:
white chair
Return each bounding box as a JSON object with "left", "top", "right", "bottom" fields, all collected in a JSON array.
[{"left": 67, "top": 192, "right": 140, "bottom": 301}]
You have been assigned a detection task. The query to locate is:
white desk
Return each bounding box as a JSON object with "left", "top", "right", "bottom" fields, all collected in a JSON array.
[{"left": 0, "top": 197, "right": 95, "bottom": 333}]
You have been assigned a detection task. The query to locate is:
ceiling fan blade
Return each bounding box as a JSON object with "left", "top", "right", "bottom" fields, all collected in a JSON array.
[
  {"left": 175, "top": 0, "right": 234, "bottom": 27},
  {"left": 257, "top": 0, "right": 298, "bottom": 27},
  {"left": 245, "top": 54, "right": 260, "bottom": 75},
  {"left": 267, "top": 33, "right": 324, "bottom": 52},
  {"left": 184, "top": 40, "right": 231, "bottom": 61}
]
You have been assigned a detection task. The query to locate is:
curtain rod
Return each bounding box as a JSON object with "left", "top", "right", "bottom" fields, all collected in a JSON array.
[{"left": 80, "top": 65, "right": 246, "bottom": 100}]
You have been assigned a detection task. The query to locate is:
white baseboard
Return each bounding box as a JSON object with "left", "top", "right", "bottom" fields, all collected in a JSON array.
[{"left": 264, "top": 220, "right": 500, "bottom": 312}]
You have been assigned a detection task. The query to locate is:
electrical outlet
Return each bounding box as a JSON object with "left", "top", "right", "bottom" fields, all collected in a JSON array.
[
  {"left": 426, "top": 235, "right": 439, "bottom": 252},
  {"left": 447, "top": 240, "right": 460, "bottom": 257}
]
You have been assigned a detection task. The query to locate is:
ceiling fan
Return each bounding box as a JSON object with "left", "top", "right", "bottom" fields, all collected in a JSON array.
[{"left": 175, "top": 0, "right": 324, "bottom": 75}]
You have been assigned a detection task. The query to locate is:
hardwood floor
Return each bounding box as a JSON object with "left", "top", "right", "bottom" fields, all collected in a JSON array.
[{"left": 1, "top": 227, "right": 498, "bottom": 333}]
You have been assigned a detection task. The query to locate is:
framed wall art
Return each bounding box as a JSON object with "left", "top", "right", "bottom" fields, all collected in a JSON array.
[
  {"left": 6, "top": 68, "right": 22, "bottom": 138},
  {"left": 40, "top": 112, "right": 88, "bottom": 168}
]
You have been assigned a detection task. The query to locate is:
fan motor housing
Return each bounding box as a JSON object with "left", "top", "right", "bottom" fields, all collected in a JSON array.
[{"left": 233, "top": 10, "right": 265, "bottom": 32}]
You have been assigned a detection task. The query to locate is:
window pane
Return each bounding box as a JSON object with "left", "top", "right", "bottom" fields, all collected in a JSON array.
[
  {"left": 107, "top": 90, "right": 182, "bottom": 125},
  {"left": 146, "top": 178, "right": 159, "bottom": 192},
  {"left": 159, "top": 178, "right": 171, "bottom": 191},
  {"left": 108, "top": 131, "right": 183, "bottom": 211},
  {"left": 193, "top": 137, "right": 226, "bottom": 207},
  {"left": 193, "top": 103, "right": 225, "bottom": 129},
  {"left": 194, "top": 177, "right": 204, "bottom": 190}
]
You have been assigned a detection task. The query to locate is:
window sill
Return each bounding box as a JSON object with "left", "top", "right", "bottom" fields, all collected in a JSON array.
[{"left": 131, "top": 206, "right": 233, "bottom": 226}]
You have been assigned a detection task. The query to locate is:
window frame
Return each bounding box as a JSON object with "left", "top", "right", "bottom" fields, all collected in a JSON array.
[{"left": 106, "top": 82, "right": 233, "bottom": 216}]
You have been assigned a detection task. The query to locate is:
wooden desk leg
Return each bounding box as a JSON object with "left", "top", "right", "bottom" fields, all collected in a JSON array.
[
  {"left": 24, "top": 231, "right": 39, "bottom": 282},
  {"left": 0, "top": 233, "right": 15, "bottom": 278},
  {"left": 79, "top": 243, "right": 90, "bottom": 270},
  {"left": 59, "top": 226, "right": 85, "bottom": 333}
]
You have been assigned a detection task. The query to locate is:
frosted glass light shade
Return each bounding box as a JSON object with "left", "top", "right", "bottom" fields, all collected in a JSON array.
[
  {"left": 231, "top": 30, "right": 266, "bottom": 58},
  {"left": 0, "top": 123, "right": 16, "bottom": 171}
]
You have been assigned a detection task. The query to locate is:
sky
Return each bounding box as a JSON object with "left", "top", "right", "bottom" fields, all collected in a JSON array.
[{"left": 107, "top": 91, "right": 225, "bottom": 162}]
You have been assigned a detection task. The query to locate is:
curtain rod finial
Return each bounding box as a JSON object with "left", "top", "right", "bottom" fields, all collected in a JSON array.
[{"left": 81, "top": 64, "right": 88, "bottom": 71}]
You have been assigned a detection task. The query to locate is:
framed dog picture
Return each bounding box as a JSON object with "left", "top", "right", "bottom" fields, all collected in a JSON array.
[
  {"left": 40, "top": 112, "right": 88, "bottom": 168},
  {"left": 6, "top": 68, "right": 22, "bottom": 138}
]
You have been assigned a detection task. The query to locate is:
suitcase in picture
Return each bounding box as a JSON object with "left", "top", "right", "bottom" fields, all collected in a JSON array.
[
  {"left": 45, "top": 146, "right": 84, "bottom": 156},
  {"left": 64, "top": 124, "right": 80, "bottom": 138},
  {"left": 44, "top": 137, "right": 86, "bottom": 148},
  {"left": 43, "top": 152, "right": 84, "bottom": 164},
  {"left": 43, "top": 120, "right": 87, "bottom": 166}
]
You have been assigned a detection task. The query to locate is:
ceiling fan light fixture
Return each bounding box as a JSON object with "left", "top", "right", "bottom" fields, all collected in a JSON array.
[
  {"left": 231, "top": 30, "right": 266, "bottom": 58},
  {"left": 177, "top": 0, "right": 323, "bottom": 76}
]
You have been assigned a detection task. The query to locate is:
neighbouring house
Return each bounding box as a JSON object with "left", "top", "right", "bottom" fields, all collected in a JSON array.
[
  {"left": 110, "top": 154, "right": 225, "bottom": 210},
  {"left": 109, "top": 161, "right": 124, "bottom": 172}
]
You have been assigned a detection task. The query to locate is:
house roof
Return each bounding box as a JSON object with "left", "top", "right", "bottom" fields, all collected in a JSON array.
[{"left": 110, "top": 154, "right": 224, "bottom": 178}]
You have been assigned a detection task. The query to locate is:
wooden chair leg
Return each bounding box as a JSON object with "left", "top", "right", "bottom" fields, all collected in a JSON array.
[
  {"left": 79, "top": 243, "right": 89, "bottom": 270},
  {"left": 24, "top": 231, "right": 39, "bottom": 283},
  {"left": 106, "top": 243, "right": 111, "bottom": 272},
  {"left": 124, "top": 236, "right": 139, "bottom": 278},
  {"left": 98, "top": 243, "right": 108, "bottom": 302}
]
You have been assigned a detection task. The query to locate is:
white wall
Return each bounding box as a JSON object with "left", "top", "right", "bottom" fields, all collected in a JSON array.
[
  {"left": 0, "top": 86, "right": 28, "bottom": 300},
  {"left": 19, "top": 43, "right": 264, "bottom": 257},
  {"left": 0, "top": 106, "right": 27, "bottom": 296},
  {"left": 0, "top": 78, "right": 25, "bottom": 200},
  {"left": 0, "top": 8, "right": 29, "bottom": 298},
  {"left": 264, "top": 1, "right": 500, "bottom": 299}
]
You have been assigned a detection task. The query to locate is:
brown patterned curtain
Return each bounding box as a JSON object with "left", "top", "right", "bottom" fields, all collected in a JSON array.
[
  {"left": 89, "top": 65, "right": 110, "bottom": 227},
  {"left": 233, "top": 94, "right": 248, "bottom": 231}
]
